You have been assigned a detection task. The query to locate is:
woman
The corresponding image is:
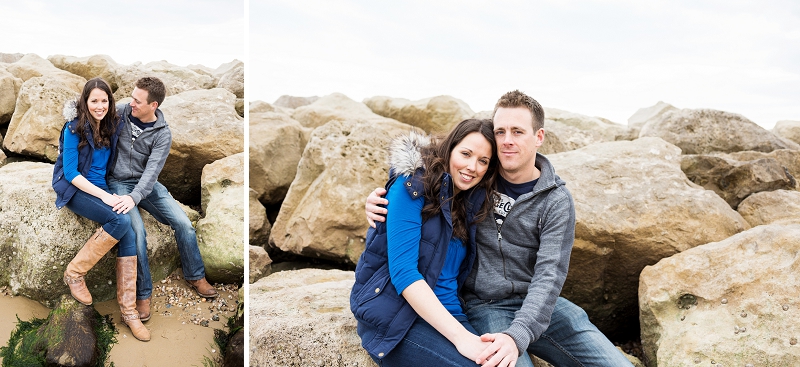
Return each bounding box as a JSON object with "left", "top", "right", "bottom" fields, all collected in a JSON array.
[
  {"left": 52, "top": 77, "right": 150, "bottom": 342},
  {"left": 351, "top": 119, "right": 516, "bottom": 366}
]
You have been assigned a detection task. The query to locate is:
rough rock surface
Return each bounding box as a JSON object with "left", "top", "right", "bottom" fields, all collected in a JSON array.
[
  {"left": 197, "top": 153, "right": 245, "bottom": 284},
  {"left": 3, "top": 75, "right": 82, "bottom": 161},
  {"left": 0, "top": 162, "right": 182, "bottom": 306},
  {"left": 248, "top": 246, "right": 272, "bottom": 284},
  {"left": 737, "top": 190, "right": 800, "bottom": 227},
  {"left": 0, "top": 52, "right": 24, "bottom": 63},
  {"left": 216, "top": 60, "right": 244, "bottom": 98},
  {"left": 639, "top": 108, "right": 800, "bottom": 154},
  {"left": 639, "top": 224, "right": 800, "bottom": 367},
  {"left": 158, "top": 88, "right": 244, "bottom": 204},
  {"left": 291, "top": 93, "right": 399, "bottom": 129},
  {"left": 0, "top": 66, "right": 23, "bottom": 124},
  {"left": 249, "top": 189, "right": 271, "bottom": 247},
  {"left": 364, "top": 95, "right": 475, "bottom": 134},
  {"left": 545, "top": 107, "right": 631, "bottom": 142},
  {"left": 249, "top": 109, "right": 310, "bottom": 205},
  {"left": 627, "top": 101, "right": 678, "bottom": 133},
  {"left": 273, "top": 95, "right": 319, "bottom": 109},
  {"left": 249, "top": 269, "right": 375, "bottom": 367},
  {"left": 269, "top": 118, "right": 415, "bottom": 264},
  {"left": 548, "top": 137, "right": 750, "bottom": 339},
  {"left": 47, "top": 54, "right": 122, "bottom": 91},
  {"left": 111, "top": 60, "right": 216, "bottom": 101},
  {"left": 4, "top": 54, "right": 86, "bottom": 92},
  {"left": 681, "top": 153, "right": 797, "bottom": 208},
  {"left": 725, "top": 149, "right": 800, "bottom": 190},
  {"left": 773, "top": 120, "right": 800, "bottom": 145}
]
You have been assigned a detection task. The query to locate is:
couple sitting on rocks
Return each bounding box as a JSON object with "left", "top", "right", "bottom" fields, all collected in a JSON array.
[
  {"left": 51, "top": 76, "right": 218, "bottom": 342},
  {"left": 352, "top": 90, "right": 634, "bottom": 366}
]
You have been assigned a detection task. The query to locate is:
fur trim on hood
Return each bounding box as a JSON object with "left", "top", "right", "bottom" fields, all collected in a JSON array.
[
  {"left": 389, "top": 130, "right": 431, "bottom": 177},
  {"left": 62, "top": 98, "right": 78, "bottom": 122}
]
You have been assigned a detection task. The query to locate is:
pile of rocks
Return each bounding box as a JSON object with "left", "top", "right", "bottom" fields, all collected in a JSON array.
[
  {"left": 0, "top": 52, "right": 245, "bottom": 305},
  {"left": 249, "top": 92, "right": 800, "bottom": 366}
]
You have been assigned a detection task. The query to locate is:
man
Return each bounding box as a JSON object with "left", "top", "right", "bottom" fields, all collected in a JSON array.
[
  {"left": 109, "top": 77, "right": 218, "bottom": 322},
  {"left": 366, "top": 90, "right": 632, "bottom": 366}
]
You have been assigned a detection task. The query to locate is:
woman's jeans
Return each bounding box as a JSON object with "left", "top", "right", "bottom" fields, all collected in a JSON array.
[
  {"left": 465, "top": 297, "right": 633, "bottom": 367},
  {"left": 108, "top": 179, "right": 206, "bottom": 300},
  {"left": 65, "top": 189, "right": 136, "bottom": 256},
  {"left": 371, "top": 316, "right": 479, "bottom": 367}
]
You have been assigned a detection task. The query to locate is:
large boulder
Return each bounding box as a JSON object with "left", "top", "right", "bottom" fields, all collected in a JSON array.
[
  {"left": 0, "top": 162, "right": 183, "bottom": 307},
  {"left": 548, "top": 137, "right": 750, "bottom": 339},
  {"left": 737, "top": 190, "right": 800, "bottom": 227},
  {"left": 3, "top": 75, "right": 82, "bottom": 161},
  {"left": 249, "top": 188, "right": 271, "bottom": 247},
  {"left": 273, "top": 95, "right": 319, "bottom": 109},
  {"left": 726, "top": 149, "right": 800, "bottom": 189},
  {"left": 0, "top": 52, "right": 24, "bottom": 63},
  {"left": 639, "top": 108, "right": 800, "bottom": 154},
  {"left": 0, "top": 67, "right": 23, "bottom": 124},
  {"left": 249, "top": 109, "right": 310, "bottom": 205},
  {"left": 627, "top": 101, "right": 678, "bottom": 134},
  {"left": 681, "top": 153, "right": 797, "bottom": 208},
  {"left": 269, "top": 118, "right": 415, "bottom": 264},
  {"left": 158, "top": 88, "right": 244, "bottom": 204},
  {"left": 197, "top": 153, "right": 245, "bottom": 285},
  {"left": 364, "top": 95, "right": 475, "bottom": 134},
  {"left": 215, "top": 60, "right": 244, "bottom": 98},
  {"left": 545, "top": 107, "right": 632, "bottom": 142},
  {"left": 773, "top": 120, "right": 800, "bottom": 145},
  {"left": 248, "top": 245, "right": 272, "bottom": 284},
  {"left": 291, "top": 93, "right": 398, "bottom": 129},
  {"left": 4, "top": 54, "right": 86, "bottom": 91},
  {"left": 111, "top": 60, "right": 216, "bottom": 101},
  {"left": 47, "top": 54, "right": 122, "bottom": 91},
  {"left": 639, "top": 224, "right": 800, "bottom": 367},
  {"left": 249, "top": 269, "right": 375, "bottom": 367}
]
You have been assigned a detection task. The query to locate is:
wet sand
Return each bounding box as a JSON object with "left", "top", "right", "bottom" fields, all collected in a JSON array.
[{"left": 1, "top": 270, "right": 239, "bottom": 367}]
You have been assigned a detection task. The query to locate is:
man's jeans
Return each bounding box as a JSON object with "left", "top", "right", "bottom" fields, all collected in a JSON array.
[
  {"left": 108, "top": 179, "right": 206, "bottom": 300},
  {"left": 465, "top": 297, "right": 633, "bottom": 367}
]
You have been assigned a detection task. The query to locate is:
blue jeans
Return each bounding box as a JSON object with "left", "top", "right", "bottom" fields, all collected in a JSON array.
[
  {"left": 465, "top": 297, "right": 633, "bottom": 367},
  {"left": 372, "top": 316, "right": 479, "bottom": 367},
  {"left": 108, "top": 179, "right": 206, "bottom": 300},
  {"left": 65, "top": 189, "right": 136, "bottom": 256}
]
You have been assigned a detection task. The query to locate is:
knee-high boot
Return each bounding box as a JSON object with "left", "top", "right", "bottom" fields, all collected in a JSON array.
[
  {"left": 117, "top": 256, "right": 151, "bottom": 341},
  {"left": 64, "top": 227, "right": 119, "bottom": 305}
]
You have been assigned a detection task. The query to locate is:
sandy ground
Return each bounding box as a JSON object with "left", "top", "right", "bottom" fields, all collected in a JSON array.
[{"left": 1, "top": 269, "right": 240, "bottom": 367}]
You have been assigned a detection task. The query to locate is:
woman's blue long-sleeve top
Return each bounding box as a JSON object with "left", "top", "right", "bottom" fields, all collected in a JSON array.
[
  {"left": 61, "top": 124, "right": 111, "bottom": 189},
  {"left": 386, "top": 174, "right": 467, "bottom": 317}
]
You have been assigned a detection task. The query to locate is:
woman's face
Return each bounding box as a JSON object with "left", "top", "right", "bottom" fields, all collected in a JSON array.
[
  {"left": 449, "top": 131, "right": 493, "bottom": 194},
  {"left": 86, "top": 88, "right": 109, "bottom": 123}
]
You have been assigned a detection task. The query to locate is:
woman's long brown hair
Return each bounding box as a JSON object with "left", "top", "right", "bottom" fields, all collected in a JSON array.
[{"left": 420, "top": 119, "right": 498, "bottom": 242}]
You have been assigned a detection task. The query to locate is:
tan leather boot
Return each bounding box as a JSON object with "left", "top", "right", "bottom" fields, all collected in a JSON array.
[
  {"left": 186, "top": 277, "right": 218, "bottom": 298},
  {"left": 136, "top": 297, "right": 151, "bottom": 322},
  {"left": 117, "top": 256, "right": 151, "bottom": 341},
  {"left": 64, "top": 227, "right": 119, "bottom": 305}
]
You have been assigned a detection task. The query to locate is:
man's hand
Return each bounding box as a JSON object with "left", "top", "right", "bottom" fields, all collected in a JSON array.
[
  {"left": 365, "top": 187, "right": 388, "bottom": 228},
  {"left": 476, "top": 333, "right": 519, "bottom": 367},
  {"left": 453, "top": 333, "right": 493, "bottom": 362},
  {"left": 112, "top": 194, "right": 136, "bottom": 214}
]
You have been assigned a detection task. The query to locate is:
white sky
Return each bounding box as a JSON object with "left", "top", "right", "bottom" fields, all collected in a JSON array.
[
  {"left": 0, "top": 0, "right": 244, "bottom": 70},
  {"left": 251, "top": 0, "right": 800, "bottom": 129}
]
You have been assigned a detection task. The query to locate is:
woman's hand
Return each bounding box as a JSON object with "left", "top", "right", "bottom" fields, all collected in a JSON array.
[
  {"left": 475, "top": 333, "right": 519, "bottom": 367},
  {"left": 101, "top": 193, "right": 122, "bottom": 208},
  {"left": 111, "top": 194, "right": 136, "bottom": 214},
  {"left": 453, "top": 333, "right": 493, "bottom": 362}
]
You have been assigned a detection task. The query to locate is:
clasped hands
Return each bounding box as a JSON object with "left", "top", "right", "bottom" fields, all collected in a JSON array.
[
  {"left": 102, "top": 193, "right": 135, "bottom": 214},
  {"left": 464, "top": 332, "right": 519, "bottom": 367}
]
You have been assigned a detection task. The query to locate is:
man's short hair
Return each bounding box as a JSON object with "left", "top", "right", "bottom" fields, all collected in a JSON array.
[
  {"left": 135, "top": 77, "right": 166, "bottom": 107},
  {"left": 494, "top": 90, "right": 545, "bottom": 131}
]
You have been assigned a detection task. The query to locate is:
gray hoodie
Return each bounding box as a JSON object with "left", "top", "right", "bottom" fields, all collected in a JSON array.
[
  {"left": 462, "top": 153, "right": 575, "bottom": 353},
  {"left": 109, "top": 103, "right": 172, "bottom": 205}
]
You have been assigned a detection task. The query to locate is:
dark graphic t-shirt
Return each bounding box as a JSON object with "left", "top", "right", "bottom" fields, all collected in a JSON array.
[{"left": 494, "top": 175, "right": 538, "bottom": 234}]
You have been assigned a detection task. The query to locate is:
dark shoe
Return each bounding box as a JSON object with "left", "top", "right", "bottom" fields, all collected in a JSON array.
[
  {"left": 136, "top": 298, "right": 151, "bottom": 322},
  {"left": 186, "top": 278, "right": 218, "bottom": 298}
]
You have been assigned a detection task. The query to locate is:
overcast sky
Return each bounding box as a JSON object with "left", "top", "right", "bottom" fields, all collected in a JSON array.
[
  {"left": 252, "top": 0, "right": 800, "bottom": 129},
  {"left": 0, "top": 0, "right": 243, "bottom": 69}
]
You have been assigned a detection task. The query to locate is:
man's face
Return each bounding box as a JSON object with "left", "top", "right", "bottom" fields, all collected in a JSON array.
[
  {"left": 130, "top": 87, "right": 157, "bottom": 121},
  {"left": 492, "top": 106, "right": 544, "bottom": 182}
]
